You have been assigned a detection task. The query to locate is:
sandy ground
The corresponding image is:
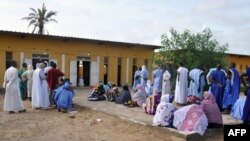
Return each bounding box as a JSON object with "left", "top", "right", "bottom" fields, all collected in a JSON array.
[{"left": 0, "top": 93, "right": 223, "bottom": 141}]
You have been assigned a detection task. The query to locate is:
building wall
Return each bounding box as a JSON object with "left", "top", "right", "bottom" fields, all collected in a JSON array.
[
  {"left": 0, "top": 34, "right": 154, "bottom": 86},
  {"left": 227, "top": 55, "right": 250, "bottom": 73}
]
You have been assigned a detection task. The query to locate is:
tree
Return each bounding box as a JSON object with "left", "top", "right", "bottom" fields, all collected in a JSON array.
[
  {"left": 154, "top": 27, "right": 228, "bottom": 72},
  {"left": 22, "top": 3, "right": 57, "bottom": 34}
]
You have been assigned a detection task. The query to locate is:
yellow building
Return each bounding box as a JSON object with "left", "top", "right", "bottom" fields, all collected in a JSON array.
[
  {"left": 0, "top": 30, "right": 159, "bottom": 87},
  {"left": 226, "top": 53, "right": 250, "bottom": 73}
]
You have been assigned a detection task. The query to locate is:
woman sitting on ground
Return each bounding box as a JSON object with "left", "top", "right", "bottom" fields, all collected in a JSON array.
[
  {"left": 173, "top": 104, "right": 208, "bottom": 136},
  {"left": 127, "top": 84, "right": 147, "bottom": 107},
  {"left": 153, "top": 94, "right": 176, "bottom": 127},
  {"left": 143, "top": 90, "right": 161, "bottom": 115},
  {"left": 107, "top": 83, "right": 120, "bottom": 102},
  {"left": 88, "top": 83, "right": 106, "bottom": 101},
  {"left": 115, "top": 85, "right": 132, "bottom": 104},
  {"left": 201, "top": 91, "right": 223, "bottom": 128}
]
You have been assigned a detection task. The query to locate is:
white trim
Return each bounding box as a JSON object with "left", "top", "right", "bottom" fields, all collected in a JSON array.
[
  {"left": 90, "top": 56, "right": 100, "bottom": 86},
  {"left": 70, "top": 60, "right": 77, "bottom": 87},
  {"left": 126, "top": 58, "right": 129, "bottom": 83},
  {"left": 62, "top": 54, "right": 65, "bottom": 73}
]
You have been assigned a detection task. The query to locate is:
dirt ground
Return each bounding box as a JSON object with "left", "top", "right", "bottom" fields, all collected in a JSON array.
[{"left": 0, "top": 94, "right": 223, "bottom": 141}]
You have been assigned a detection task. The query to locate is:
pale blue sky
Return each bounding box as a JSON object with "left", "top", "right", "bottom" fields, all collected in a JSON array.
[{"left": 1, "top": 0, "right": 250, "bottom": 55}]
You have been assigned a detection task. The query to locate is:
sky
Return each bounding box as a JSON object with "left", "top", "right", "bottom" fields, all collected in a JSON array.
[{"left": 0, "top": 0, "right": 250, "bottom": 55}]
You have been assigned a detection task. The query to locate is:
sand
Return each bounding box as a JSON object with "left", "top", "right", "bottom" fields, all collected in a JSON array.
[{"left": 0, "top": 94, "right": 223, "bottom": 141}]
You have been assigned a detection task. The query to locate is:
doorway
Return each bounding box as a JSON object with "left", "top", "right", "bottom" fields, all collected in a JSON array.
[
  {"left": 117, "top": 57, "right": 122, "bottom": 86},
  {"left": 32, "top": 54, "right": 49, "bottom": 69},
  {"left": 77, "top": 60, "right": 90, "bottom": 86},
  {"left": 104, "top": 57, "right": 108, "bottom": 84}
]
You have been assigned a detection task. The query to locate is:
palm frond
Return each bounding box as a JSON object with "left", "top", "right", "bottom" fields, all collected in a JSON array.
[
  {"left": 22, "top": 3, "right": 57, "bottom": 34},
  {"left": 48, "top": 19, "right": 58, "bottom": 23},
  {"left": 46, "top": 11, "right": 57, "bottom": 18},
  {"left": 28, "top": 20, "right": 37, "bottom": 28},
  {"left": 32, "top": 26, "right": 37, "bottom": 33},
  {"left": 30, "top": 8, "right": 38, "bottom": 15}
]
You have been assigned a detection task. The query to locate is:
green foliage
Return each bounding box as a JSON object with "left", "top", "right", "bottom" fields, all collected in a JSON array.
[
  {"left": 22, "top": 3, "right": 57, "bottom": 34},
  {"left": 155, "top": 27, "right": 228, "bottom": 72}
]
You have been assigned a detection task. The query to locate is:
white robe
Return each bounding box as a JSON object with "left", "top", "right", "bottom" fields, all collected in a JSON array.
[
  {"left": 188, "top": 68, "right": 204, "bottom": 98},
  {"left": 162, "top": 70, "right": 171, "bottom": 95},
  {"left": 32, "top": 68, "right": 50, "bottom": 108},
  {"left": 174, "top": 67, "right": 188, "bottom": 104},
  {"left": 3, "top": 66, "right": 24, "bottom": 112}
]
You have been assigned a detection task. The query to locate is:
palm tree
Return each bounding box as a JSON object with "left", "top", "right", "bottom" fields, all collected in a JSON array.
[{"left": 22, "top": 3, "right": 57, "bottom": 34}]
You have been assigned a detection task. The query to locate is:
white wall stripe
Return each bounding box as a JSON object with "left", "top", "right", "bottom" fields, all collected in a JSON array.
[
  {"left": 126, "top": 58, "right": 129, "bottom": 84},
  {"left": 62, "top": 54, "right": 65, "bottom": 73}
]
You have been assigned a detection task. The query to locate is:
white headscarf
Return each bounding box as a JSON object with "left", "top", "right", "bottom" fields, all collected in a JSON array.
[
  {"left": 153, "top": 94, "right": 176, "bottom": 127},
  {"left": 28, "top": 65, "right": 33, "bottom": 70}
]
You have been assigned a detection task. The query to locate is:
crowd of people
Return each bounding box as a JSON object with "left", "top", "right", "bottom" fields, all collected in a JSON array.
[
  {"left": 2, "top": 60, "right": 250, "bottom": 135},
  {"left": 2, "top": 60, "right": 75, "bottom": 114},
  {"left": 86, "top": 62, "right": 250, "bottom": 135}
]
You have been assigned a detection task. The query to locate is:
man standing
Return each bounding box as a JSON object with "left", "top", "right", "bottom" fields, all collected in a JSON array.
[
  {"left": 140, "top": 65, "right": 148, "bottom": 87},
  {"left": 209, "top": 63, "right": 226, "bottom": 111},
  {"left": 175, "top": 62, "right": 189, "bottom": 104},
  {"left": 19, "top": 63, "right": 28, "bottom": 100},
  {"left": 188, "top": 66, "right": 205, "bottom": 99},
  {"left": 47, "top": 62, "right": 64, "bottom": 105},
  {"left": 32, "top": 63, "right": 50, "bottom": 109},
  {"left": 133, "top": 67, "right": 141, "bottom": 91},
  {"left": 241, "top": 66, "right": 250, "bottom": 124},
  {"left": 223, "top": 62, "right": 240, "bottom": 113},
  {"left": 3, "top": 60, "right": 26, "bottom": 113},
  {"left": 152, "top": 64, "right": 163, "bottom": 93}
]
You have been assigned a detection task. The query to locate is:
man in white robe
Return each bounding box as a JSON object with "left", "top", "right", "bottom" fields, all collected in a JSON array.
[
  {"left": 32, "top": 63, "right": 50, "bottom": 109},
  {"left": 188, "top": 66, "right": 205, "bottom": 99},
  {"left": 162, "top": 65, "right": 171, "bottom": 95},
  {"left": 174, "top": 62, "right": 188, "bottom": 104},
  {"left": 3, "top": 60, "right": 26, "bottom": 113}
]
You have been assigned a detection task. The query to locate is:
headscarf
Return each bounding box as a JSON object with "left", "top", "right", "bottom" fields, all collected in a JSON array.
[
  {"left": 153, "top": 94, "right": 176, "bottom": 126},
  {"left": 38, "top": 63, "right": 45, "bottom": 69},
  {"left": 160, "top": 94, "right": 170, "bottom": 103},
  {"left": 28, "top": 65, "right": 33, "bottom": 70},
  {"left": 142, "top": 65, "right": 147, "bottom": 71},
  {"left": 203, "top": 91, "right": 216, "bottom": 104},
  {"left": 173, "top": 104, "right": 208, "bottom": 135},
  {"left": 201, "top": 91, "right": 222, "bottom": 125},
  {"left": 133, "top": 84, "right": 147, "bottom": 107}
]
